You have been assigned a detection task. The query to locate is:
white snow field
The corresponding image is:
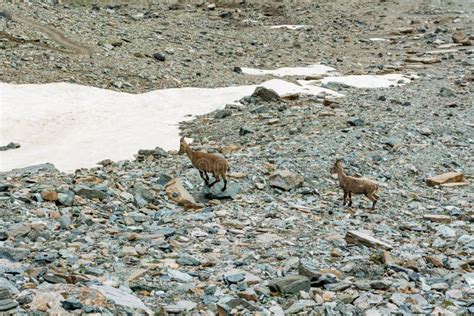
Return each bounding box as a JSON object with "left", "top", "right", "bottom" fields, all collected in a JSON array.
[
  {"left": 240, "top": 63, "right": 336, "bottom": 77},
  {"left": 0, "top": 79, "right": 339, "bottom": 172},
  {"left": 0, "top": 62, "right": 415, "bottom": 173}
]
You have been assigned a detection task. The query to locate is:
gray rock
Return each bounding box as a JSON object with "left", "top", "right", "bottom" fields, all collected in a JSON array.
[
  {"left": 92, "top": 285, "right": 153, "bottom": 315},
  {"left": 0, "top": 299, "right": 18, "bottom": 312},
  {"left": 268, "top": 275, "right": 310, "bottom": 295},
  {"left": 370, "top": 279, "right": 392, "bottom": 290},
  {"left": 347, "top": 117, "right": 364, "bottom": 127},
  {"left": 75, "top": 185, "right": 107, "bottom": 200},
  {"left": 0, "top": 247, "right": 30, "bottom": 261},
  {"left": 224, "top": 273, "right": 245, "bottom": 284},
  {"left": 203, "top": 181, "right": 240, "bottom": 199},
  {"left": 177, "top": 254, "right": 201, "bottom": 266},
  {"left": 298, "top": 260, "right": 321, "bottom": 279},
  {"left": 251, "top": 86, "right": 281, "bottom": 102},
  {"left": 0, "top": 142, "right": 20, "bottom": 151},
  {"left": 153, "top": 52, "right": 166, "bottom": 61},
  {"left": 269, "top": 170, "right": 304, "bottom": 191},
  {"left": 57, "top": 191, "right": 75, "bottom": 206},
  {"left": 133, "top": 183, "right": 155, "bottom": 208},
  {"left": 168, "top": 269, "right": 193, "bottom": 282},
  {"left": 136, "top": 147, "right": 167, "bottom": 162},
  {"left": 214, "top": 109, "right": 232, "bottom": 119},
  {"left": 436, "top": 225, "right": 456, "bottom": 238},
  {"left": 239, "top": 126, "right": 254, "bottom": 136}
]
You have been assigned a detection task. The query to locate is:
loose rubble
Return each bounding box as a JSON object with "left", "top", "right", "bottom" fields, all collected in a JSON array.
[{"left": 0, "top": 0, "right": 473, "bottom": 315}]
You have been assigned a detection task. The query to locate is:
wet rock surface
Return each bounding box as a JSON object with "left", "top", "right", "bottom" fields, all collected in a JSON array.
[{"left": 0, "top": 0, "right": 473, "bottom": 315}]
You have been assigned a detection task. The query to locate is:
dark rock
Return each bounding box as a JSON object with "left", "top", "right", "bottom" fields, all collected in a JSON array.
[
  {"left": 251, "top": 86, "right": 281, "bottom": 102},
  {"left": 61, "top": 299, "right": 83, "bottom": 311},
  {"left": 378, "top": 96, "right": 386, "bottom": 101},
  {"left": 75, "top": 185, "right": 107, "bottom": 200},
  {"left": 233, "top": 66, "right": 242, "bottom": 74},
  {"left": 0, "top": 299, "right": 18, "bottom": 312},
  {"left": 347, "top": 117, "right": 364, "bottom": 127},
  {"left": 224, "top": 273, "right": 245, "bottom": 285},
  {"left": 268, "top": 275, "right": 310, "bottom": 295},
  {"left": 249, "top": 105, "right": 269, "bottom": 114},
  {"left": 311, "top": 274, "right": 338, "bottom": 288},
  {"left": 214, "top": 109, "right": 232, "bottom": 119},
  {"left": 239, "top": 126, "right": 254, "bottom": 136},
  {"left": 153, "top": 52, "right": 166, "bottom": 61},
  {"left": 34, "top": 252, "right": 57, "bottom": 263},
  {"left": 0, "top": 232, "right": 7, "bottom": 241},
  {"left": 0, "top": 183, "right": 12, "bottom": 192},
  {"left": 216, "top": 296, "right": 259, "bottom": 314},
  {"left": 370, "top": 280, "right": 392, "bottom": 290},
  {"left": 219, "top": 11, "right": 232, "bottom": 18},
  {"left": 0, "top": 142, "right": 20, "bottom": 151},
  {"left": 136, "top": 147, "right": 167, "bottom": 161},
  {"left": 439, "top": 87, "right": 456, "bottom": 97},
  {"left": 203, "top": 181, "right": 240, "bottom": 199}
]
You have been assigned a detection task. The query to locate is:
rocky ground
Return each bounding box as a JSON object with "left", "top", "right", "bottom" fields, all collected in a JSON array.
[{"left": 1, "top": 0, "right": 474, "bottom": 315}]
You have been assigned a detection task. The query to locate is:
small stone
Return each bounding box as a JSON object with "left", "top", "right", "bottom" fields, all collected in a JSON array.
[
  {"left": 370, "top": 280, "right": 392, "bottom": 290},
  {"left": 57, "top": 191, "right": 75, "bottom": 206},
  {"left": 268, "top": 275, "right": 310, "bottom": 295},
  {"left": 452, "top": 32, "right": 471, "bottom": 45},
  {"left": 168, "top": 269, "right": 193, "bottom": 282},
  {"left": 203, "top": 181, "right": 240, "bottom": 199},
  {"left": 251, "top": 86, "right": 281, "bottom": 102},
  {"left": 436, "top": 225, "right": 456, "bottom": 238},
  {"left": 224, "top": 273, "right": 245, "bottom": 284},
  {"left": 153, "top": 52, "right": 166, "bottom": 61},
  {"left": 214, "top": 109, "right": 232, "bottom": 119},
  {"left": 0, "top": 142, "right": 20, "bottom": 151},
  {"left": 239, "top": 126, "right": 254, "bottom": 136},
  {"left": 41, "top": 190, "right": 58, "bottom": 202},
  {"left": 75, "top": 186, "right": 107, "bottom": 200},
  {"left": 176, "top": 254, "right": 201, "bottom": 266},
  {"left": 61, "top": 299, "right": 82, "bottom": 311},
  {"left": 347, "top": 117, "right": 364, "bottom": 127}
]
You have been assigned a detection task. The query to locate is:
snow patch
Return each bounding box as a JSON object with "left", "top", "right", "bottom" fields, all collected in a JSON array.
[
  {"left": 0, "top": 80, "right": 340, "bottom": 172},
  {"left": 320, "top": 74, "right": 412, "bottom": 89},
  {"left": 269, "top": 25, "right": 306, "bottom": 30},
  {"left": 240, "top": 64, "right": 335, "bottom": 77}
]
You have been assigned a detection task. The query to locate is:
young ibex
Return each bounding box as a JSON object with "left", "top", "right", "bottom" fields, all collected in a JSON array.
[
  {"left": 178, "top": 136, "right": 230, "bottom": 191},
  {"left": 330, "top": 159, "right": 379, "bottom": 210}
]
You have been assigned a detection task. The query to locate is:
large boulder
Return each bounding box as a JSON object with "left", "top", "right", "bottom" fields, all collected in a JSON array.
[{"left": 269, "top": 170, "right": 304, "bottom": 191}]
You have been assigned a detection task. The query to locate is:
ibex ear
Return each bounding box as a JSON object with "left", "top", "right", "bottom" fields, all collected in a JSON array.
[{"left": 180, "top": 136, "right": 185, "bottom": 141}]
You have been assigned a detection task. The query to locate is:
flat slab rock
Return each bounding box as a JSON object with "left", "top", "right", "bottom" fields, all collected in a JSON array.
[
  {"left": 165, "top": 178, "right": 200, "bottom": 210},
  {"left": 202, "top": 181, "right": 240, "bottom": 199},
  {"left": 426, "top": 172, "right": 466, "bottom": 187},
  {"left": 423, "top": 214, "right": 451, "bottom": 223},
  {"left": 345, "top": 230, "right": 393, "bottom": 250},
  {"left": 268, "top": 275, "right": 310, "bottom": 295},
  {"left": 91, "top": 285, "right": 153, "bottom": 315}
]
